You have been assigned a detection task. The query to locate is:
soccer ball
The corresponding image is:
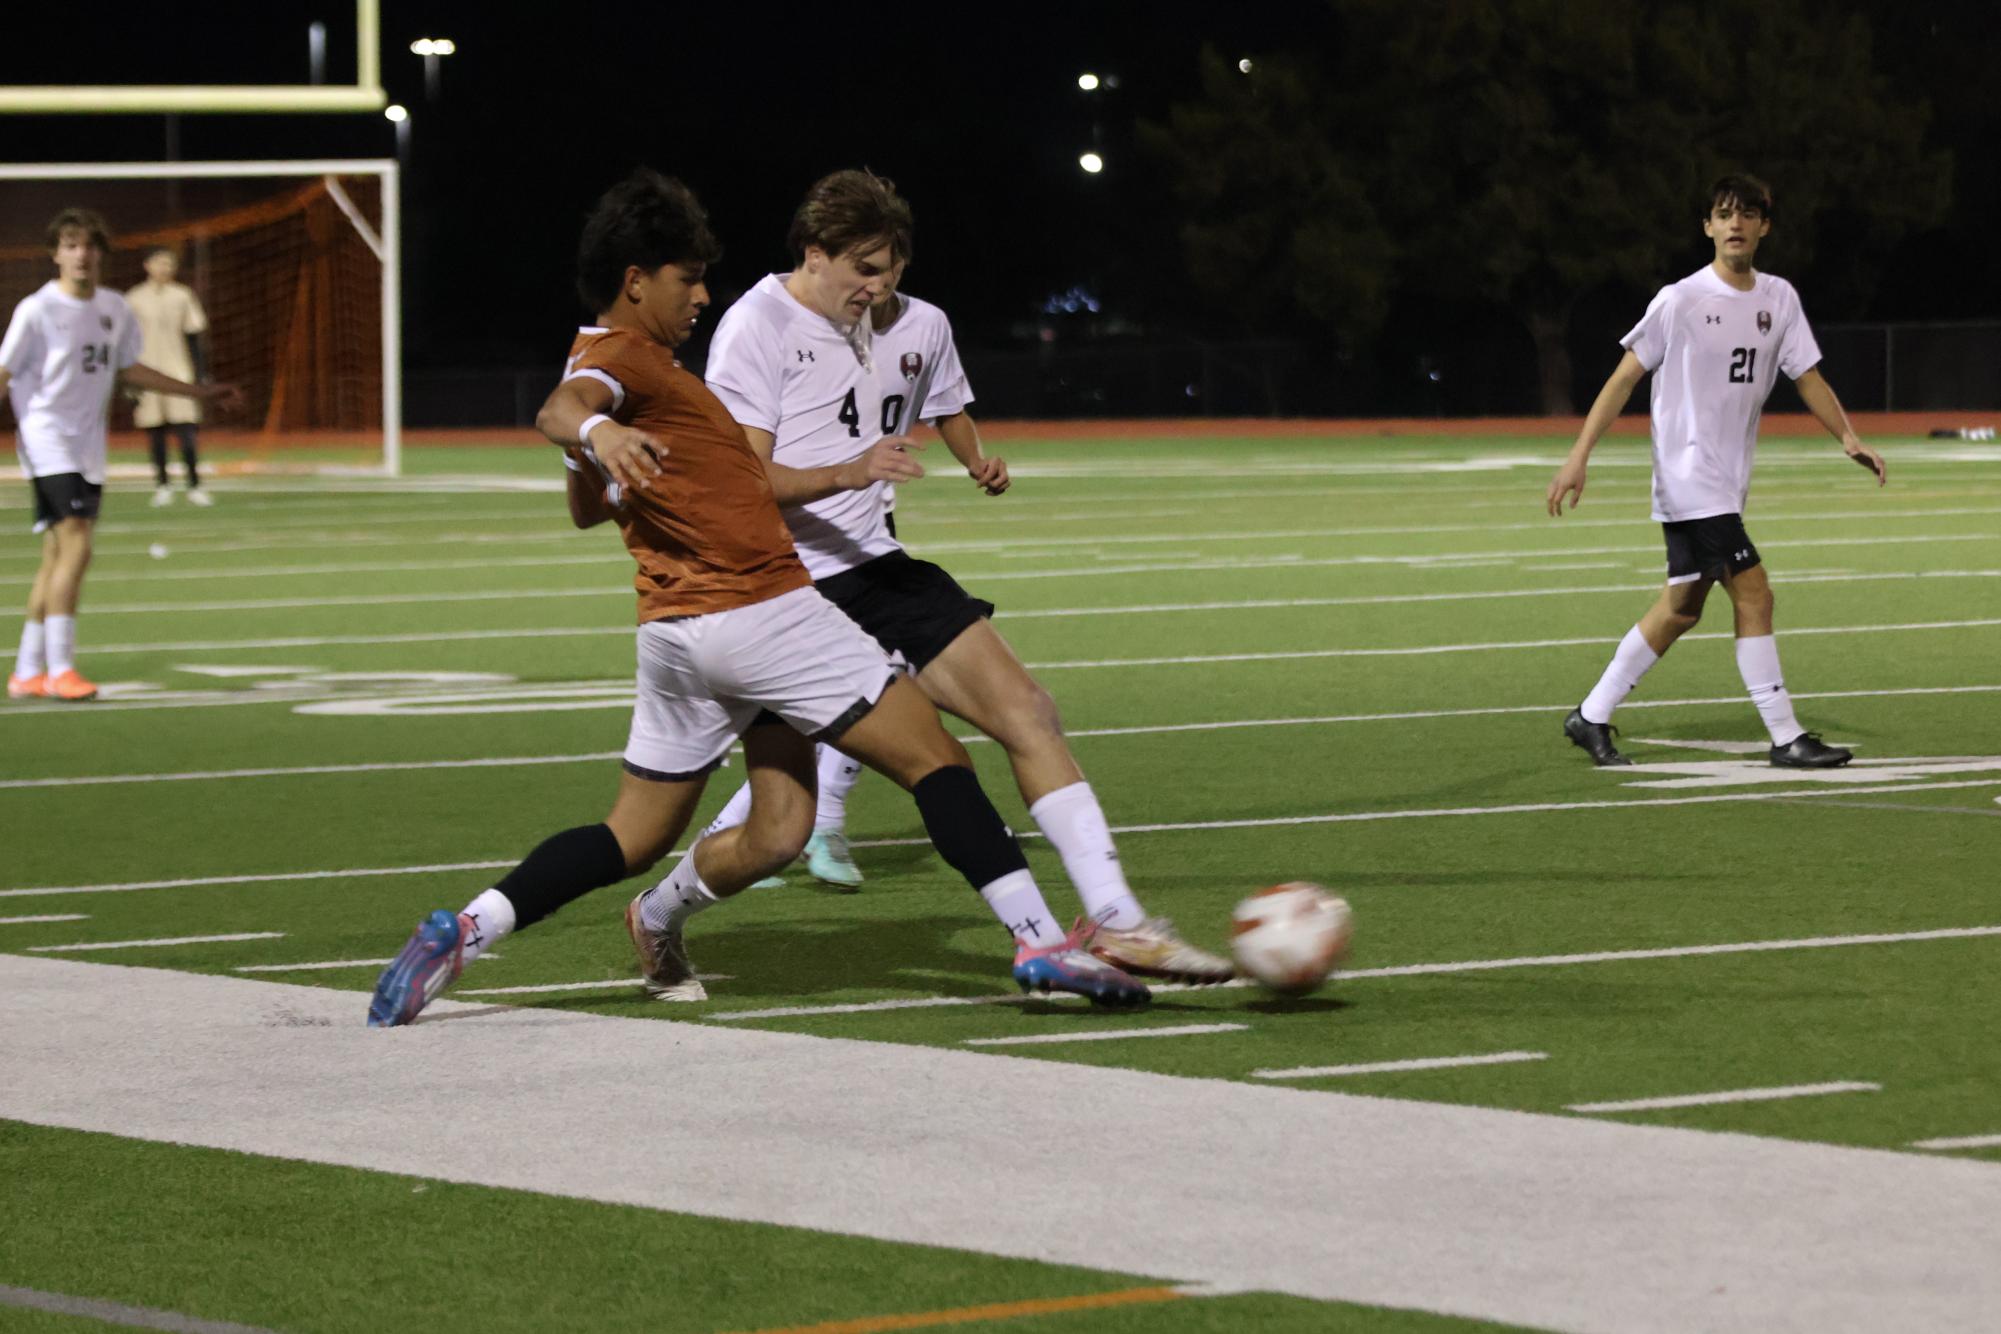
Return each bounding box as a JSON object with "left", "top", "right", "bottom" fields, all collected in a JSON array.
[{"left": 1230, "top": 882, "right": 1353, "bottom": 994}]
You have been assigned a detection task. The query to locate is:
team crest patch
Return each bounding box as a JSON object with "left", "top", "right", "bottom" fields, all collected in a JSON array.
[
  {"left": 1757, "top": 311, "right": 1772, "bottom": 335},
  {"left": 900, "top": 352, "right": 923, "bottom": 381},
  {"left": 100, "top": 315, "right": 113, "bottom": 331}
]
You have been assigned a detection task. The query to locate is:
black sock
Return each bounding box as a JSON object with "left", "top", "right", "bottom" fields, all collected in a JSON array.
[
  {"left": 493, "top": 823, "right": 628, "bottom": 930},
  {"left": 148, "top": 428, "right": 169, "bottom": 486},
  {"left": 175, "top": 426, "right": 199, "bottom": 488},
  {"left": 911, "top": 765, "right": 1028, "bottom": 891}
]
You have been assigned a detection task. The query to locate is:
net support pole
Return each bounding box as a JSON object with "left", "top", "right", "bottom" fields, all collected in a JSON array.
[{"left": 381, "top": 160, "right": 402, "bottom": 476}]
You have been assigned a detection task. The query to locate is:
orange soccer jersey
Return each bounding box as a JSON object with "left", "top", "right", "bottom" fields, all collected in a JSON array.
[{"left": 565, "top": 327, "right": 810, "bottom": 621}]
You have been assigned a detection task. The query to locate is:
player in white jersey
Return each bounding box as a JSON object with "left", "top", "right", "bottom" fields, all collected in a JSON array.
[
  {"left": 699, "top": 170, "right": 1232, "bottom": 984},
  {"left": 3, "top": 209, "right": 238, "bottom": 702},
  {"left": 1546, "top": 174, "right": 1885, "bottom": 768},
  {"left": 127, "top": 247, "right": 213, "bottom": 506}
]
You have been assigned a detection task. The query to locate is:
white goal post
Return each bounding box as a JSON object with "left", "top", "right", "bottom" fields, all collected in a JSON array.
[{"left": 0, "top": 158, "right": 402, "bottom": 475}]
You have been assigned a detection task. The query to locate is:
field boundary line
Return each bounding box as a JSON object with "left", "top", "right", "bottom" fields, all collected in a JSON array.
[
  {"left": 1253, "top": 1051, "right": 1549, "bottom": 1079},
  {"left": 715, "top": 1284, "right": 1191, "bottom": 1334},
  {"left": 1911, "top": 1134, "right": 2001, "bottom": 1152},
  {"left": 1568, "top": 1083, "right": 1880, "bottom": 1114},
  {"left": 962, "top": 1024, "right": 1248, "bottom": 1048},
  {"left": 0, "top": 1284, "right": 278, "bottom": 1334},
  {"left": 25, "top": 932, "right": 283, "bottom": 952}
]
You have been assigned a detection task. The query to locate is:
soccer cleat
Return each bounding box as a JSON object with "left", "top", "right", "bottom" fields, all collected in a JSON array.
[
  {"left": 44, "top": 669, "right": 98, "bottom": 702},
  {"left": 366, "top": 909, "right": 467, "bottom": 1027},
  {"left": 1012, "top": 921, "right": 1151, "bottom": 1007},
  {"left": 1563, "top": 707, "right": 1632, "bottom": 766},
  {"left": 625, "top": 892, "right": 707, "bottom": 1002},
  {"left": 6, "top": 673, "right": 46, "bottom": 699},
  {"left": 751, "top": 874, "right": 786, "bottom": 890},
  {"left": 1089, "top": 916, "right": 1236, "bottom": 985},
  {"left": 803, "top": 829, "right": 863, "bottom": 889},
  {"left": 187, "top": 487, "right": 213, "bottom": 508},
  {"left": 151, "top": 485, "right": 174, "bottom": 507},
  {"left": 1770, "top": 732, "right": 1852, "bottom": 769}
]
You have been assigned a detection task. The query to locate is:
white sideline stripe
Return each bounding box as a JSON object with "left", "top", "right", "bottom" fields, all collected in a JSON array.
[
  {"left": 7, "top": 682, "right": 2000, "bottom": 788},
  {"left": 26, "top": 931, "right": 283, "bottom": 952},
  {"left": 1911, "top": 1134, "right": 2001, "bottom": 1152},
  {"left": 10, "top": 957, "right": 2001, "bottom": 1333},
  {"left": 12, "top": 781, "right": 2001, "bottom": 900},
  {"left": 1569, "top": 1083, "right": 1881, "bottom": 1115},
  {"left": 962, "top": 1023, "right": 1248, "bottom": 1047},
  {"left": 0, "top": 914, "right": 87, "bottom": 924},
  {"left": 0, "top": 1283, "right": 278, "bottom": 1334},
  {"left": 12, "top": 532, "right": 1997, "bottom": 617},
  {"left": 1253, "top": 1051, "right": 1550, "bottom": 1079},
  {"left": 457, "top": 975, "right": 732, "bottom": 995},
  {"left": 702, "top": 926, "right": 2001, "bottom": 1021},
  {"left": 63, "top": 568, "right": 2001, "bottom": 656},
  {"left": 234, "top": 955, "right": 502, "bottom": 974}
]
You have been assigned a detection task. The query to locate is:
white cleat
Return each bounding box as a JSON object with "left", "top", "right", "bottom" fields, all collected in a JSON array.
[
  {"left": 625, "top": 891, "right": 708, "bottom": 1002},
  {"left": 1089, "top": 916, "right": 1237, "bottom": 985},
  {"left": 187, "top": 487, "right": 213, "bottom": 507},
  {"left": 151, "top": 485, "right": 174, "bottom": 507}
]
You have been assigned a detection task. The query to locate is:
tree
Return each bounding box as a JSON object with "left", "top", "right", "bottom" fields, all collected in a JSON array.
[{"left": 1144, "top": 0, "right": 1951, "bottom": 412}]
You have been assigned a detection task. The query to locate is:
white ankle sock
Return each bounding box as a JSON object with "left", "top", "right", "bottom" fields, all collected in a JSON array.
[
  {"left": 14, "top": 620, "right": 45, "bottom": 678},
  {"left": 1027, "top": 781, "right": 1143, "bottom": 929},
  {"left": 457, "top": 888, "right": 516, "bottom": 963},
  {"left": 978, "top": 869, "right": 1065, "bottom": 947},
  {"left": 701, "top": 777, "right": 755, "bottom": 839},
  {"left": 44, "top": 615, "right": 76, "bottom": 675},
  {"left": 640, "top": 851, "right": 720, "bottom": 934},
  {"left": 1735, "top": 634, "right": 1803, "bottom": 746},
  {"left": 813, "top": 744, "right": 864, "bottom": 833},
  {"left": 1580, "top": 625, "right": 1660, "bottom": 724}
]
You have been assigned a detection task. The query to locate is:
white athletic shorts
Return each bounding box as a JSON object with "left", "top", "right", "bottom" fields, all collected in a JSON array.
[{"left": 623, "top": 584, "right": 894, "bottom": 781}]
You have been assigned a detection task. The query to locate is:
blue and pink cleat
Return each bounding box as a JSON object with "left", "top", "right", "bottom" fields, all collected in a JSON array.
[
  {"left": 366, "top": 910, "right": 467, "bottom": 1027},
  {"left": 1012, "top": 921, "right": 1151, "bottom": 1007}
]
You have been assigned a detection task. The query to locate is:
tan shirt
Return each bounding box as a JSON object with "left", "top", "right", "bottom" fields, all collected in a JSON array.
[
  {"left": 125, "top": 280, "right": 208, "bottom": 380},
  {"left": 566, "top": 327, "right": 810, "bottom": 622}
]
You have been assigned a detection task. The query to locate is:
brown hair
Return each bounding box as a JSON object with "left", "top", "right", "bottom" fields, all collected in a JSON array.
[
  {"left": 786, "top": 170, "right": 912, "bottom": 265},
  {"left": 46, "top": 207, "right": 111, "bottom": 252},
  {"left": 1708, "top": 173, "right": 1774, "bottom": 220}
]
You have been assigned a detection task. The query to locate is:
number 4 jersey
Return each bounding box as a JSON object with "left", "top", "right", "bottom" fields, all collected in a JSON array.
[
  {"left": 1, "top": 281, "right": 143, "bottom": 483},
  {"left": 1621, "top": 265, "right": 1821, "bottom": 523},
  {"left": 705, "top": 274, "right": 968, "bottom": 580}
]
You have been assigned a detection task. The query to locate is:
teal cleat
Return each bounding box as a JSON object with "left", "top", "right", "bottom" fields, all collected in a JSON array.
[{"left": 803, "top": 829, "right": 863, "bottom": 890}]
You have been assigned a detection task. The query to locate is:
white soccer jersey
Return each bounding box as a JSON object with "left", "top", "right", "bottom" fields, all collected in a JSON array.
[
  {"left": 873, "top": 292, "right": 974, "bottom": 436},
  {"left": 1621, "top": 265, "right": 1822, "bottom": 522},
  {"left": 705, "top": 273, "right": 901, "bottom": 579},
  {"left": 1, "top": 281, "right": 143, "bottom": 483}
]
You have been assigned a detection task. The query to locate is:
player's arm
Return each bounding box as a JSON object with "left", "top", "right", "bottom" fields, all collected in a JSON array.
[
  {"left": 118, "top": 363, "right": 241, "bottom": 411},
  {"left": 1547, "top": 350, "right": 1648, "bottom": 517},
  {"left": 0, "top": 368, "right": 10, "bottom": 398},
  {"left": 1793, "top": 366, "right": 1885, "bottom": 486},
  {"left": 561, "top": 451, "right": 616, "bottom": 529},
  {"left": 933, "top": 411, "right": 1008, "bottom": 495},
  {"left": 534, "top": 376, "right": 663, "bottom": 493},
  {"left": 738, "top": 424, "right": 927, "bottom": 505}
]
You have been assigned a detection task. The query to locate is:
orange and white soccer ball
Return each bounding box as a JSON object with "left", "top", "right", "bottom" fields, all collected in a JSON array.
[{"left": 1230, "top": 882, "right": 1353, "bottom": 994}]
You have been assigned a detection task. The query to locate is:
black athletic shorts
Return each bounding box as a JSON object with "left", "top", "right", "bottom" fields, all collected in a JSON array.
[
  {"left": 1662, "top": 513, "right": 1760, "bottom": 585},
  {"left": 30, "top": 473, "right": 103, "bottom": 532},
  {"left": 815, "top": 550, "right": 995, "bottom": 673}
]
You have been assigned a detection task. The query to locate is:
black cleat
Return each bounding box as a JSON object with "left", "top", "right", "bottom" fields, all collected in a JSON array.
[
  {"left": 1564, "top": 708, "right": 1632, "bottom": 766},
  {"left": 1770, "top": 732, "right": 1852, "bottom": 769}
]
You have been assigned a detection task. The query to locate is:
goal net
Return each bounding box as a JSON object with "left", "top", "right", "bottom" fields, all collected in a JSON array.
[{"left": 0, "top": 160, "right": 400, "bottom": 476}]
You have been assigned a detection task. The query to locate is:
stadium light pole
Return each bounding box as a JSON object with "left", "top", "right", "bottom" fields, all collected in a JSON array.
[{"left": 410, "top": 38, "right": 456, "bottom": 102}]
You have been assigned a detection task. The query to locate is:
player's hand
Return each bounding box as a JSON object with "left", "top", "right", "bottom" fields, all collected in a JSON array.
[
  {"left": 967, "top": 455, "right": 1010, "bottom": 496},
  {"left": 1547, "top": 457, "right": 1588, "bottom": 516},
  {"left": 1846, "top": 441, "right": 1886, "bottom": 486},
  {"left": 593, "top": 424, "right": 668, "bottom": 491},
  {"left": 842, "top": 435, "right": 927, "bottom": 490},
  {"left": 203, "top": 382, "right": 245, "bottom": 414}
]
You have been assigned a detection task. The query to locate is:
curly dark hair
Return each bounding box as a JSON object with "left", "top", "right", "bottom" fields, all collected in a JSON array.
[{"left": 575, "top": 169, "right": 723, "bottom": 311}]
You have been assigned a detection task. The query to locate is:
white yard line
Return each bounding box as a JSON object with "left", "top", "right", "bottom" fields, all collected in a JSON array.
[
  {"left": 0, "top": 1284, "right": 277, "bottom": 1334},
  {"left": 1568, "top": 1083, "right": 1881, "bottom": 1115},
  {"left": 0, "top": 752, "right": 621, "bottom": 790},
  {"left": 0, "top": 914, "right": 87, "bottom": 925},
  {"left": 1253, "top": 1051, "right": 1549, "bottom": 1079},
  {"left": 1910, "top": 1134, "right": 2001, "bottom": 1152},
  {"left": 0, "top": 863, "right": 512, "bottom": 899},
  {"left": 702, "top": 926, "right": 2001, "bottom": 1022},
  {"left": 26, "top": 932, "right": 284, "bottom": 952},
  {"left": 12, "top": 955, "right": 1995, "bottom": 1334},
  {"left": 234, "top": 955, "right": 501, "bottom": 974},
  {"left": 457, "top": 975, "right": 731, "bottom": 995},
  {"left": 962, "top": 1023, "right": 1248, "bottom": 1047}
]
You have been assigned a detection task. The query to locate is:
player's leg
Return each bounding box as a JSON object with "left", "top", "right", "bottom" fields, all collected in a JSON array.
[
  {"left": 802, "top": 742, "right": 866, "bottom": 888},
  {"left": 1720, "top": 552, "right": 1849, "bottom": 768},
  {"left": 8, "top": 524, "right": 57, "bottom": 698},
  {"left": 1566, "top": 521, "right": 1717, "bottom": 765},
  {"left": 41, "top": 505, "right": 99, "bottom": 701},
  {"left": 176, "top": 424, "right": 208, "bottom": 504},
  {"left": 146, "top": 424, "right": 173, "bottom": 504}
]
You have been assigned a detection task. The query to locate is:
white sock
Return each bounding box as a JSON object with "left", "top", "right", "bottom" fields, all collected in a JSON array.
[
  {"left": 1027, "top": 781, "right": 1144, "bottom": 930},
  {"left": 1580, "top": 625, "right": 1660, "bottom": 724},
  {"left": 640, "top": 851, "right": 720, "bottom": 934},
  {"left": 14, "top": 620, "right": 45, "bottom": 678},
  {"left": 1735, "top": 634, "right": 1803, "bottom": 746},
  {"left": 701, "top": 779, "right": 755, "bottom": 839},
  {"left": 457, "top": 888, "right": 516, "bottom": 963},
  {"left": 814, "top": 744, "right": 864, "bottom": 833},
  {"left": 44, "top": 614, "right": 77, "bottom": 675},
  {"left": 978, "top": 869, "right": 1065, "bottom": 948}
]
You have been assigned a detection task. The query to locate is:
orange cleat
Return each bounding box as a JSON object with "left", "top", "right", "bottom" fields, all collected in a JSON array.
[
  {"left": 6, "top": 672, "right": 47, "bottom": 699},
  {"left": 43, "top": 669, "right": 98, "bottom": 702}
]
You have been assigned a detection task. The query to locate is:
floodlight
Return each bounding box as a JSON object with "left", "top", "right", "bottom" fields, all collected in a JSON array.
[
  {"left": 384, "top": 103, "right": 408, "bottom": 122},
  {"left": 1079, "top": 152, "right": 1104, "bottom": 174},
  {"left": 1238, "top": 58, "right": 1254, "bottom": 73},
  {"left": 1078, "top": 73, "right": 1100, "bottom": 91}
]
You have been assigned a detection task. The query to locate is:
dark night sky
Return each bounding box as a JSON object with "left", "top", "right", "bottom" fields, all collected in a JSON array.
[{"left": 4, "top": 2, "right": 1996, "bottom": 388}]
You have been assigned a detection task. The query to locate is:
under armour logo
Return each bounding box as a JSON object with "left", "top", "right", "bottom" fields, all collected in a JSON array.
[
  {"left": 1706, "top": 315, "right": 1723, "bottom": 324},
  {"left": 797, "top": 350, "right": 814, "bottom": 362},
  {"left": 1734, "top": 549, "right": 1752, "bottom": 561}
]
